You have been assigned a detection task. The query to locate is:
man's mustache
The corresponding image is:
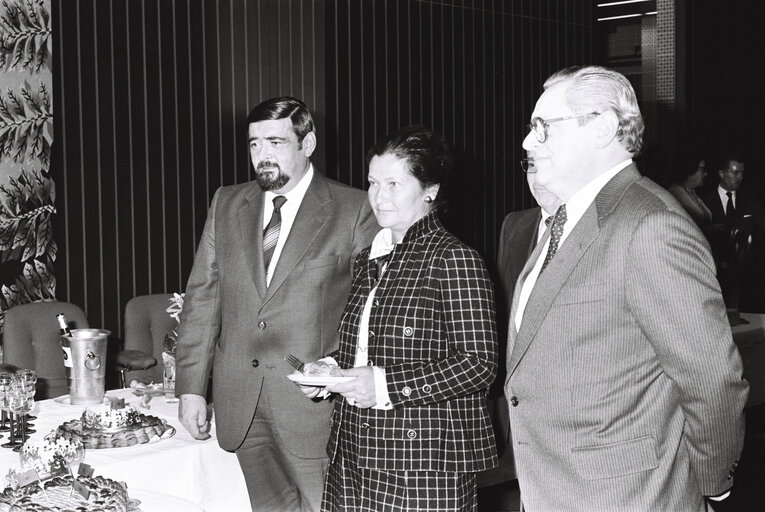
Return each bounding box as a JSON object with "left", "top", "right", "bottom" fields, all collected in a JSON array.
[{"left": 257, "top": 162, "right": 280, "bottom": 172}]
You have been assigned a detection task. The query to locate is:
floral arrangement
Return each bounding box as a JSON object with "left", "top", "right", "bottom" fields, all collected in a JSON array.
[{"left": 163, "top": 292, "right": 184, "bottom": 355}]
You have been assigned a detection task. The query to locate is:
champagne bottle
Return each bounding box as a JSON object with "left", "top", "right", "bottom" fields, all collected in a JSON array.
[{"left": 57, "top": 313, "right": 73, "bottom": 368}]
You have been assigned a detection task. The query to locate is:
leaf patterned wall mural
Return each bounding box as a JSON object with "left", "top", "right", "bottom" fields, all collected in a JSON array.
[{"left": 0, "top": 0, "right": 53, "bottom": 358}]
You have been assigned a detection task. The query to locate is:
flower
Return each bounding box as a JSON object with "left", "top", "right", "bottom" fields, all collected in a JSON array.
[
  {"left": 164, "top": 292, "right": 185, "bottom": 355},
  {"left": 166, "top": 292, "right": 185, "bottom": 322}
]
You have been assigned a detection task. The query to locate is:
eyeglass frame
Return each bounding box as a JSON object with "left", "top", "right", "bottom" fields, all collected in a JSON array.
[{"left": 526, "top": 111, "right": 600, "bottom": 144}]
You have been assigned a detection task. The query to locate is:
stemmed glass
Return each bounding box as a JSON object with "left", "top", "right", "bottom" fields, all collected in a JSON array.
[
  {"left": 0, "top": 372, "right": 20, "bottom": 449},
  {"left": 0, "top": 371, "right": 12, "bottom": 436},
  {"left": 15, "top": 369, "right": 37, "bottom": 434},
  {"left": 8, "top": 375, "right": 34, "bottom": 452}
]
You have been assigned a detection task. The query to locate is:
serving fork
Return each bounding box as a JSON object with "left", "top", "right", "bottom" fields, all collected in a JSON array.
[{"left": 284, "top": 353, "right": 305, "bottom": 373}]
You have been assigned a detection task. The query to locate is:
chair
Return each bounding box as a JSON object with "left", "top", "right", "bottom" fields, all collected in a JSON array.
[
  {"left": 2, "top": 301, "right": 89, "bottom": 399},
  {"left": 120, "top": 294, "right": 176, "bottom": 385}
]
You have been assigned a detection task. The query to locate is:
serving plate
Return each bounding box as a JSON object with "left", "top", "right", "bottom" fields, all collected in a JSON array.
[{"left": 286, "top": 374, "right": 354, "bottom": 386}]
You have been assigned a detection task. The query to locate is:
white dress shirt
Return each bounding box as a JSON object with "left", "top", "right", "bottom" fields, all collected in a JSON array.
[
  {"left": 262, "top": 165, "right": 314, "bottom": 286},
  {"left": 717, "top": 185, "right": 736, "bottom": 210},
  {"left": 515, "top": 159, "right": 632, "bottom": 331}
]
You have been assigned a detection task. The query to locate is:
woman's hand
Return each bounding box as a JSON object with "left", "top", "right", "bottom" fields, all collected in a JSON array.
[{"left": 325, "top": 366, "right": 376, "bottom": 408}]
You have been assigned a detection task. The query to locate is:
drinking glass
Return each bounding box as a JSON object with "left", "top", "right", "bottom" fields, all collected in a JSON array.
[
  {"left": 15, "top": 369, "right": 37, "bottom": 431},
  {"left": 0, "top": 375, "right": 21, "bottom": 449},
  {"left": 0, "top": 371, "right": 11, "bottom": 434},
  {"left": 9, "top": 377, "right": 33, "bottom": 452}
]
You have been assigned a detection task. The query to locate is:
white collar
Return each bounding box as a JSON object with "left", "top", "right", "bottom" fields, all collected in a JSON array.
[
  {"left": 265, "top": 163, "right": 314, "bottom": 205},
  {"left": 369, "top": 228, "right": 396, "bottom": 260},
  {"left": 563, "top": 158, "right": 632, "bottom": 234}
]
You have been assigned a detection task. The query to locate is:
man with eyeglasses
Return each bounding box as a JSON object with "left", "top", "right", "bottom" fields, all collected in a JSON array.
[
  {"left": 504, "top": 65, "right": 747, "bottom": 511},
  {"left": 700, "top": 154, "right": 765, "bottom": 313}
]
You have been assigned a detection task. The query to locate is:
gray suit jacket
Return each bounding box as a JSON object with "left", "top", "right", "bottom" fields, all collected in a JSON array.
[
  {"left": 505, "top": 164, "right": 748, "bottom": 511},
  {"left": 175, "top": 171, "right": 378, "bottom": 454}
]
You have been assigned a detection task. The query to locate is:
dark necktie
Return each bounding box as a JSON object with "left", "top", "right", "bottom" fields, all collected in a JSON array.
[
  {"left": 263, "top": 196, "right": 287, "bottom": 276},
  {"left": 540, "top": 204, "right": 567, "bottom": 274},
  {"left": 725, "top": 191, "right": 735, "bottom": 227}
]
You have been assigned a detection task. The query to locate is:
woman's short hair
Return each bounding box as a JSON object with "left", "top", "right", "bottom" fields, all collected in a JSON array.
[
  {"left": 246, "top": 96, "right": 314, "bottom": 143},
  {"left": 366, "top": 125, "right": 454, "bottom": 212},
  {"left": 545, "top": 65, "right": 644, "bottom": 156}
]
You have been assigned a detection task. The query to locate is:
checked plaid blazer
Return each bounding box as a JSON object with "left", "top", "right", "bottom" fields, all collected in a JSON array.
[{"left": 327, "top": 213, "right": 499, "bottom": 474}]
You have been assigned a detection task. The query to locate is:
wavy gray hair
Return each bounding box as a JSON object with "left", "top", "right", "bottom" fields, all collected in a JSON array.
[{"left": 544, "top": 65, "right": 644, "bottom": 156}]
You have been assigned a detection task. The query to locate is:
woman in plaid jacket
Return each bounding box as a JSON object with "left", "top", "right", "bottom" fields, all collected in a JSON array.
[{"left": 308, "top": 126, "right": 499, "bottom": 511}]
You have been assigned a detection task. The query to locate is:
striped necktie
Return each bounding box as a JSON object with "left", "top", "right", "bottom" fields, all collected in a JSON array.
[
  {"left": 540, "top": 204, "right": 566, "bottom": 274},
  {"left": 263, "top": 196, "right": 287, "bottom": 277}
]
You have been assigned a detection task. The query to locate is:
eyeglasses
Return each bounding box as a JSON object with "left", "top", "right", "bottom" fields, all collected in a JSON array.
[
  {"left": 520, "top": 159, "right": 536, "bottom": 173},
  {"left": 526, "top": 112, "right": 600, "bottom": 143}
]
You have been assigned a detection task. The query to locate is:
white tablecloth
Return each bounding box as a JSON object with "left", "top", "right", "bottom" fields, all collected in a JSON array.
[{"left": 0, "top": 388, "right": 251, "bottom": 512}]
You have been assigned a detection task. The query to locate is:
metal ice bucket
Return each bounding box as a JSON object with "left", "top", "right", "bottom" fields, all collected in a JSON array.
[{"left": 60, "top": 328, "right": 111, "bottom": 404}]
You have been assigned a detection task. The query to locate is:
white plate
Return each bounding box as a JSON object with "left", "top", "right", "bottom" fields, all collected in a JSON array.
[
  {"left": 286, "top": 374, "right": 354, "bottom": 386},
  {"left": 53, "top": 395, "right": 111, "bottom": 406}
]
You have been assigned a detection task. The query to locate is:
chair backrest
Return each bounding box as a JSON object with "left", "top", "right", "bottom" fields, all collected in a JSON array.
[
  {"left": 123, "top": 294, "right": 176, "bottom": 384},
  {"left": 2, "top": 301, "right": 89, "bottom": 399}
]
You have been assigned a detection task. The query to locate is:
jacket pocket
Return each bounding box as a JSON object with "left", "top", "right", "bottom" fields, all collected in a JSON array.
[
  {"left": 555, "top": 283, "right": 606, "bottom": 305},
  {"left": 572, "top": 435, "right": 658, "bottom": 480},
  {"left": 304, "top": 255, "right": 340, "bottom": 269}
]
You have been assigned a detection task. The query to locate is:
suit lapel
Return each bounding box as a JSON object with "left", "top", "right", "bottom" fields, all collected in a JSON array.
[
  {"left": 239, "top": 185, "right": 268, "bottom": 299},
  {"left": 507, "top": 164, "right": 641, "bottom": 377},
  {"left": 264, "top": 173, "right": 332, "bottom": 300}
]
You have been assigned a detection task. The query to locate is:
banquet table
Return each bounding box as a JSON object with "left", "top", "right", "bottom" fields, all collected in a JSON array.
[
  {"left": 0, "top": 387, "right": 251, "bottom": 512},
  {"left": 732, "top": 312, "right": 765, "bottom": 408}
]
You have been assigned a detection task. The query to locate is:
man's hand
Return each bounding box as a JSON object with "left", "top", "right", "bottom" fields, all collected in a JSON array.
[
  {"left": 178, "top": 393, "right": 211, "bottom": 440},
  {"left": 325, "top": 366, "right": 374, "bottom": 408},
  {"left": 296, "top": 384, "right": 325, "bottom": 399}
]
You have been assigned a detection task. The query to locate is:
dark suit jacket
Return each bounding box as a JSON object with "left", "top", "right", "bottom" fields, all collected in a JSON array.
[
  {"left": 700, "top": 186, "right": 763, "bottom": 226},
  {"left": 505, "top": 164, "right": 747, "bottom": 510},
  {"left": 327, "top": 213, "right": 498, "bottom": 474},
  {"left": 498, "top": 207, "right": 543, "bottom": 306},
  {"left": 175, "top": 171, "right": 378, "bottom": 454}
]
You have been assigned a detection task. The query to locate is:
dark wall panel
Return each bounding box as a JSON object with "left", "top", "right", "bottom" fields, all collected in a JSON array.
[
  {"left": 51, "top": 0, "right": 326, "bottom": 336},
  {"left": 325, "top": 0, "right": 594, "bottom": 273},
  {"left": 51, "top": 0, "right": 592, "bottom": 339}
]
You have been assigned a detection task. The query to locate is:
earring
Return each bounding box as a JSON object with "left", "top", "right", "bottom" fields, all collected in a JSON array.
[{"left": 425, "top": 196, "right": 433, "bottom": 203}]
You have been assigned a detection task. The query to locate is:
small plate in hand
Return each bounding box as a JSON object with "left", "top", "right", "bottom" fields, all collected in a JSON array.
[{"left": 286, "top": 374, "right": 354, "bottom": 386}]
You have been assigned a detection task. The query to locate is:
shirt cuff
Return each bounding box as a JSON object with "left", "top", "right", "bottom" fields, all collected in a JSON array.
[
  {"left": 708, "top": 490, "right": 731, "bottom": 501},
  {"left": 372, "top": 366, "right": 393, "bottom": 410}
]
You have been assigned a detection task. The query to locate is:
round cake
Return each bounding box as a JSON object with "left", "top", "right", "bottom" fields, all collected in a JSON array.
[
  {"left": 56, "top": 406, "right": 175, "bottom": 449},
  {"left": 19, "top": 436, "right": 84, "bottom": 480},
  {"left": 0, "top": 474, "right": 134, "bottom": 512}
]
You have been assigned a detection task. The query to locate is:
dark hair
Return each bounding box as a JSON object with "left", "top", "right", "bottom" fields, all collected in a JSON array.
[
  {"left": 246, "top": 96, "right": 314, "bottom": 143},
  {"left": 365, "top": 125, "right": 454, "bottom": 212},
  {"left": 718, "top": 152, "right": 744, "bottom": 172}
]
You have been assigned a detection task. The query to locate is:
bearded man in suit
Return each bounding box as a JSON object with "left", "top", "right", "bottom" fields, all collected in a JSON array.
[
  {"left": 504, "top": 65, "right": 748, "bottom": 511},
  {"left": 175, "top": 96, "right": 378, "bottom": 512}
]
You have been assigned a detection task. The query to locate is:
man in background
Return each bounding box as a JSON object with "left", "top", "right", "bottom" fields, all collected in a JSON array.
[
  {"left": 701, "top": 154, "right": 765, "bottom": 313},
  {"left": 481, "top": 167, "right": 561, "bottom": 488},
  {"left": 505, "top": 65, "right": 748, "bottom": 511},
  {"left": 175, "top": 96, "right": 378, "bottom": 511}
]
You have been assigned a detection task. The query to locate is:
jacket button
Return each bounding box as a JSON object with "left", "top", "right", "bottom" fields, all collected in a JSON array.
[
  {"left": 422, "top": 384, "right": 432, "bottom": 393},
  {"left": 361, "top": 422, "right": 370, "bottom": 430},
  {"left": 406, "top": 429, "right": 417, "bottom": 439},
  {"left": 258, "top": 321, "right": 266, "bottom": 330},
  {"left": 374, "top": 299, "right": 380, "bottom": 306},
  {"left": 510, "top": 396, "right": 519, "bottom": 407},
  {"left": 251, "top": 359, "right": 260, "bottom": 368},
  {"left": 402, "top": 386, "right": 412, "bottom": 396},
  {"left": 368, "top": 330, "right": 375, "bottom": 337},
  {"left": 403, "top": 327, "right": 413, "bottom": 336}
]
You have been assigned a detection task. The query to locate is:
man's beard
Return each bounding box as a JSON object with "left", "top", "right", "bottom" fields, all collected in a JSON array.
[{"left": 255, "top": 162, "right": 289, "bottom": 191}]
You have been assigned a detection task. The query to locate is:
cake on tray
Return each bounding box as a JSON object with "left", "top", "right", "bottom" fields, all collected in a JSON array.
[
  {"left": 0, "top": 474, "right": 137, "bottom": 512},
  {"left": 56, "top": 405, "right": 175, "bottom": 449}
]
